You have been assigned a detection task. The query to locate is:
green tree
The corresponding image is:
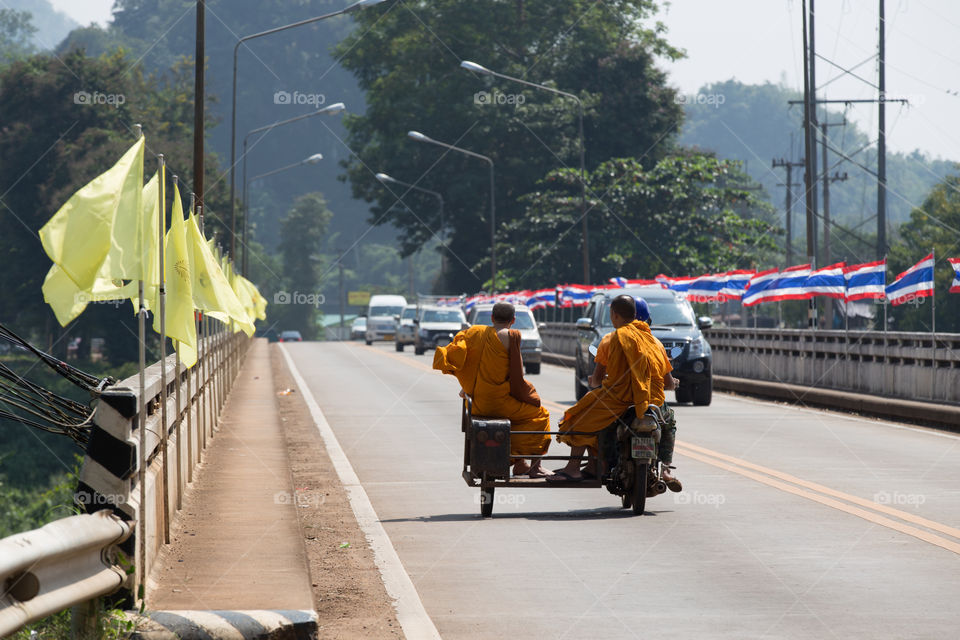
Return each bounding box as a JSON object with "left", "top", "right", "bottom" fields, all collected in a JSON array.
[
  {"left": 0, "top": 8, "right": 36, "bottom": 62},
  {"left": 503, "top": 153, "right": 779, "bottom": 286},
  {"left": 888, "top": 173, "right": 960, "bottom": 333},
  {"left": 0, "top": 49, "right": 224, "bottom": 362},
  {"left": 336, "top": 0, "right": 683, "bottom": 291},
  {"left": 278, "top": 192, "right": 333, "bottom": 338}
]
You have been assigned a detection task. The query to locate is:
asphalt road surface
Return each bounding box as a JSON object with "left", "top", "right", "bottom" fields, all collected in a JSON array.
[{"left": 285, "top": 340, "right": 960, "bottom": 639}]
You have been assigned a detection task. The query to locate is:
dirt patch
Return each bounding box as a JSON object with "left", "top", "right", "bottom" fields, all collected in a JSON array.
[{"left": 270, "top": 344, "right": 403, "bottom": 639}]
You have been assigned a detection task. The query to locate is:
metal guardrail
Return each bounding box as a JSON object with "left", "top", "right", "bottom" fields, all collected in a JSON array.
[
  {"left": 0, "top": 325, "right": 251, "bottom": 636},
  {"left": 539, "top": 323, "right": 960, "bottom": 405},
  {"left": 0, "top": 512, "right": 132, "bottom": 637},
  {"left": 707, "top": 327, "right": 960, "bottom": 405}
]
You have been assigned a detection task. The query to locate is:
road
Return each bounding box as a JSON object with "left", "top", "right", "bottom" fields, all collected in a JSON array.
[{"left": 284, "top": 341, "right": 960, "bottom": 639}]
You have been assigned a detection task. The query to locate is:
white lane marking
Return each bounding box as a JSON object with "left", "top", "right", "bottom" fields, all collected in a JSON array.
[{"left": 279, "top": 345, "right": 443, "bottom": 640}]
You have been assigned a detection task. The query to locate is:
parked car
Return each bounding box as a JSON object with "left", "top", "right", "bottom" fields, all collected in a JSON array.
[
  {"left": 365, "top": 294, "right": 408, "bottom": 345},
  {"left": 467, "top": 303, "right": 543, "bottom": 374},
  {"left": 414, "top": 306, "right": 468, "bottom": 355},
  {"left": 394, "top": 304, "right": 419, "bottom": 351},
  {"left": 573, "top": 287, "right": 713, "bottom": 405},
  {"left": 278, "top": 330, "right": 303, "bottom": 342},
  {"left": 350, "top": 316, "right": 367, "bottom": 341}
]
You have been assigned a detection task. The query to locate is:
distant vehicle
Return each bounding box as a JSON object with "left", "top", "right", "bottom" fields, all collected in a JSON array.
[
  {"left": 574, "top": 286, "right": 713, "bottom": 405},
  {"left": 394, "top": 304, "right": 419, "bottom": 351},
  {"left": 278, "top": 330, "right": 303, "bottom": 342},
  {"left": 414, "top": 306, "right": 467, "bottom": 355},
  {"left": 467, "top": 303, "right": 543, "bottom": 375},
  {"left": 365, "top": 295, "right": 408, "bottom": 345},
  {"left": 350, "top": 316, "right": 367, "bottom": 341}
]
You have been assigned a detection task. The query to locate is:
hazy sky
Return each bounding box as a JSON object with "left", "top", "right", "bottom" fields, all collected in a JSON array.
[{"left": 49, "top": 0, "right": 960, "bottom": 161}]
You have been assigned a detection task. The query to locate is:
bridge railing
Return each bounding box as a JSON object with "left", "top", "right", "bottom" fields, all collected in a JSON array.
[
  {"left": 539, "top": 323, "right": 960, "bottom": 405},
  {"left": 0, "top": 322, "right": 251, "bottom": 635}
]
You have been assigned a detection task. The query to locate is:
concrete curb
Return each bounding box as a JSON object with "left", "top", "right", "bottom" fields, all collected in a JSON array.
[
  {"left": 714, "top": 375, "right": 960, "bottom": 431},
  {"left": 128, "top": 609, "right": 317, "bottom": 639}
]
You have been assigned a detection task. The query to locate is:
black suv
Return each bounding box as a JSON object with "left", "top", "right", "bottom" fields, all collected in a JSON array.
[{"left": 574, "top": 286, "right": 714, "bottom": 405}]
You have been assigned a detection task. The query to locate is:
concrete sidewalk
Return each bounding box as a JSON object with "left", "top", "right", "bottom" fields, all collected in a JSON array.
[{"left": 148, "top": 338, "right": 313, "bottom": 611}]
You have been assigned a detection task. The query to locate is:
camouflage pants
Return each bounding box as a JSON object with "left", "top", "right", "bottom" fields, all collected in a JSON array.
[{"left": 658, "top": 402, "right": 677, "bottom": 465}]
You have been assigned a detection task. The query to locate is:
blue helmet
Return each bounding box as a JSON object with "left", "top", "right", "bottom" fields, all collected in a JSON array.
[{"left": 635, "top": 297, "right": 650, "bottom": 323}]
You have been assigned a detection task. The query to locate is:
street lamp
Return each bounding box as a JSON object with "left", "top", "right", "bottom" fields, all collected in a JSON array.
[
  {"left": 406, "top": 130, "right": 497, "bottom": 293},
  {"left": 241, "top": 102, "right": 345, "bottom": 275},
  {"left": 460, "top": 59, "right": 589, "bottom": 283},
  {"left": 376, "top": 172, "right": 446, "bottom": 281},
  {"left": 229, "top": 0, "right": 387, "bottom": 261}
]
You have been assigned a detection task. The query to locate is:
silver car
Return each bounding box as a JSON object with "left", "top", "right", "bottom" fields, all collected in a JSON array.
[
  {"left": 467, "top": 304, "right": 543, "bottom": 374},
  {"left": 394, "top": 305, "right": 419, "bottom": 351}
]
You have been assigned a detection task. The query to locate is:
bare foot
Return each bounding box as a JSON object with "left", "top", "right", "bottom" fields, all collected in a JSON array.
[
  {"left": 512, "top": 461, "right": 531, "bottom": 476},
  {"left": 528, "top": 463, "right": 554, "bottom": 478}
]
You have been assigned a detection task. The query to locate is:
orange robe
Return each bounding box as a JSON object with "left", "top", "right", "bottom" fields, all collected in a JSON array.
[
  {"left": 595, "top": 321, "right": 672, "bottom": 406},
  {"left": 558, "top": 322, "right": 652, "bottom": 449},
  {"left": 433, "top": 325, "right": 551, "bottom": 457}
]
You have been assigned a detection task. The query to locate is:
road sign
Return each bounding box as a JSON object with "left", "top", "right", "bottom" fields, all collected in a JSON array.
[{"left": 348, "top": 291, "right": 371, "bottom": 306}]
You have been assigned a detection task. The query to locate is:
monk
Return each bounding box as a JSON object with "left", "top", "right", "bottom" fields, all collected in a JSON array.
[
  {"left": 434, "top": 302, "right": 553, "bottom": 477},
  {"left": 590, "top": 297, "right": 681, "bottom": 491},
  {"left": 550, "top": 295, "right": 653, "bottom": 482}
]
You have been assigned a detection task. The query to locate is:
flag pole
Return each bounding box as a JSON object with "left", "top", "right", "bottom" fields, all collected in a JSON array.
[
  {"left": 158, "top": 156, "right": 170, "bottom": 545},
  {"left": 186, "top": 195, "right": 195, "bottom": 480},
  {"left": 172, "top": 175, "right": 183, "bottom": 511},
  {"left": 931, "top": 249, "right": 936, "bottom": 387},
  {"left": 132, "top": 123, "right": 147, "bottom": 603}
]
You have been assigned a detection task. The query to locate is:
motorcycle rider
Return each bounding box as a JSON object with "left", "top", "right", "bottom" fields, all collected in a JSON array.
[
  {"left": 550, "top": 295, "right": 653, "bottom": 482},
  {"left": 587, "top": 297, "right": 681, "bottom": 491}
]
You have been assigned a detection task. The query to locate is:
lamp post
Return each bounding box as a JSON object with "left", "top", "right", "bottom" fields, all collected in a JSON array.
[
  {"left": 376, "top": 172, "right": 445, "bottom": 284},
  {"left": 460, "top": 60, "right": 589, "bottom": 283},
  {"left": 229, "top": 0, "right": 386, "bottom": 262},
  {"left": 241, "top": 102, "right": 345, "bottom": 275},
  {"left": 407, "top": 130, "right": 497, "bottom": 293}
]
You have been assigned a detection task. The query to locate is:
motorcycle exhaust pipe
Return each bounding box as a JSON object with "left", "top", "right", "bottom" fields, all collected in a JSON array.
[{"left": 653, "top": 480, "right": 667, "bottom": 495}]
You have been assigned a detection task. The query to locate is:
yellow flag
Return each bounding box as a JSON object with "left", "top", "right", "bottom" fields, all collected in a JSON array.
[
  {"left": 41, "top": 170, "right": 159, "bottom": 326},
  {"left": 40, "top": 138, "right": 145, "bottom": 290},
  {"left": 154, "top": 183, "right": 196, "bottom": 367},
  {"left": 186, "top": 213, "right": 255, "bottom": 336}
]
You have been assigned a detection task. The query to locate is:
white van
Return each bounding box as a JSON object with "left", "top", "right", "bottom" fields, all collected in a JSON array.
[{"left": 364, "top": 294, "right": 408, "bottom": 345}]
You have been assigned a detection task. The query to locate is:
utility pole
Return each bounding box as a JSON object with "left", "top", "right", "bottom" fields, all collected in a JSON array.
[
  {"left": 772, "top": 158, "right": 804, "bottom": 265},
  {"left": 802, "top": 0, "right": 817, "bottom": 329},
  {"left": 192, "top": 1, "right": 205, "bottom": 224},
  {"left": 820, "top": 120, "right": 849, "bottom": 267},
  {"left": 809, "top": 0, "right": 819, "bottom": 261},
  {"left": 877, "top": 0, "right": 887, "bottom": 258}
]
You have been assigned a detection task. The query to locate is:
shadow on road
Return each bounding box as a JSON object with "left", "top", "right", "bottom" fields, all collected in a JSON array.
[{"left": 381, "top": 507, "right": 674, "bottom": 522}]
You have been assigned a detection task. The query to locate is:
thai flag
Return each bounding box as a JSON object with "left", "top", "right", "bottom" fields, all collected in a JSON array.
[
  {"left": 718, "top": 270, "right": 755, "bottom": 300},
  {"left": 741, "top": 268, "right": 781, "bottom": 307},
  {"left": 657, "top": 274, "right": 698, "bottom": 293},
  {"left": 686, "top": 273, "right": 726, "bottom": 303},
  {"left": 526, "top": 288, "right": 556, "bottom": 310},
  {"left": 886, "top": 253, "right": 935, "bottom": 306},
  {"left": 804, "top": 262, "right": 846, "bottom": 299},
  {"left": 610, "top": 277, "right": 666, "bottom": 289},
  {"left": 765, "top": 264, "right": 813, "bottom": 302},
  {"left": 950, "top": 258, "right": 960, "bottom": 294},
  {"left": 844, "top": 260, "right": 886, "bottom": 301},
  {"left": 561, "top": 285, "right": 594, "bottom": 307}
]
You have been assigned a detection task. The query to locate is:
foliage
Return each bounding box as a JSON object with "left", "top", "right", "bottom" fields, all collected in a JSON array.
[
  {"left": 335, "top": 0, "right": 684, "bottom": 291},
  {"left": 0, "top": 49, "right": 224, "bottom": 363},
  {"left": 0, "top": 8, "right": 35, "bottom": 62},
  {"left": 679, "top": 79, "right": 957, "bottom": 264},
  {"left": 888, "top": 173, "right": 960, "bottom": 333},
  {"left": 275, "top": 192, "right": 334, "bottom": 338},
  {"left": 502, "top": 152, "right": 780, "bottom": 286}
]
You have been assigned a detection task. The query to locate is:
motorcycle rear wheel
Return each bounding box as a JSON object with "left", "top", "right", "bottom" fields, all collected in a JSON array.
[{"left": 631, "top": 462, "right": 648, "bottom": 515}]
